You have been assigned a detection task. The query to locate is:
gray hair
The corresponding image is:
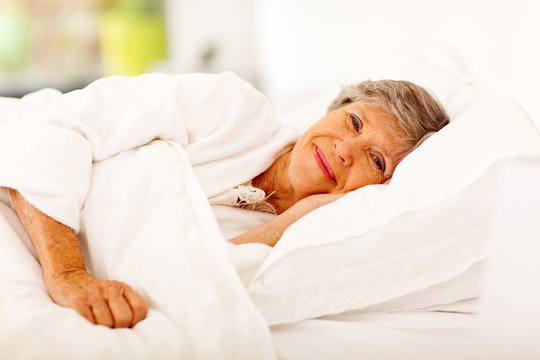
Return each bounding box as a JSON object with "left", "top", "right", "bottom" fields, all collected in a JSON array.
[{"left": 327, "top": 79, "right": 449, "bottom": 159}]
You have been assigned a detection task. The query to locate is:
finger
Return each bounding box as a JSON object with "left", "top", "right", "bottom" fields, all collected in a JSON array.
[
  {"left": 328, "top": 193, "right": 344, "bottom": 201},
  {"left": 123, "top": 287, "right": 148, "bottom": 327},
  {"left": 75, "top": 304, "right": 97, "bottom": 325},
  {"left": 107, "top": 290, "right": 133, "bottom": 328},
  {"left": 91, "top": 299, "right": 114, "bottom": 328},
  {"left": 62, "top": 292, "right": 97, "bottom": 325},
  {"left": 319, "top": 193, "right": 343, "bottom": 206}
]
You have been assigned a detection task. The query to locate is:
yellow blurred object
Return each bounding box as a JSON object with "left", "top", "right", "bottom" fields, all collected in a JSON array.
[{"left": 99, "top": 9, "right": 166, "bottom": 76}]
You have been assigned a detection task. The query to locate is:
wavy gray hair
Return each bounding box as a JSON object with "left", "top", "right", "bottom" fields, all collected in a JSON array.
[{"left": 327, "top": 79, "right": 449, "bottom": 158}]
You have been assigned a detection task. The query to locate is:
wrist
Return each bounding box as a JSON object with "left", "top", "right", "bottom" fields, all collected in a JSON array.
[{"left": 43, "top": 265, "right": 89, "bottom": 287}]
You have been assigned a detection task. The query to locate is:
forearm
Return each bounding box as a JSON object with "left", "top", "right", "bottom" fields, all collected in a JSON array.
[
  {"left": 229, "top": 193, "right": 343, "bottom": 247},
  {"left": 229, "top": 214, "right": 295, "bottom": 247},
  {"left": 9, "top": 189, "right": 87, "bottom": 283},
  {"left": 9, "top": 188, "right": 147, "bottom": 328},
  {"left": 229, "top": 196, "right": 330, "bottom": 246}
]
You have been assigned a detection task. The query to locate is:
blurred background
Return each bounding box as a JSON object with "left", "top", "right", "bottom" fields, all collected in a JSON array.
[
  {"left": 0, "top": 0, "right": 256, "bottom": 97},
  {"left": 0, "top": 0, "right": 538, "bottom": 122},
  {"left": 0, "top": 0, "right": 167, "bottom": 96}
]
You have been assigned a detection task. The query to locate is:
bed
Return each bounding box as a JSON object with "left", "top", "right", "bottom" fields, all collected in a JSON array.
[
  {"left": 241, "top": 51, "right": 540, "bottom": 359},
  {"left": 252, "top": 1, "right": 540, "bottom": 356},
  {"left": 2, "top": 2, "right": 540, "bottom": 358},
  {"left": 1, "top": 53, "right": 539, "bottom": 359}
]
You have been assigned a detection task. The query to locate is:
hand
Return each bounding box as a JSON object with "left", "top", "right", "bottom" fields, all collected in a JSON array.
[
  {"left": 46, "top": 270, "right": 147, "bottom": 328},
  {"left": 289, "top": 193, "right": 344, "bottom": 217},
  {"left": 229, "top": 192, "right": 343, "bottom": 247},
  {"left": 9, "top": 188, "right": 147, "bottom": 328}
]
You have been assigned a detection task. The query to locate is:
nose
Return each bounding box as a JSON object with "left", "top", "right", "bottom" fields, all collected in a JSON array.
[{"left": 333, "top": 139, "right": 354, "bottom": 167}]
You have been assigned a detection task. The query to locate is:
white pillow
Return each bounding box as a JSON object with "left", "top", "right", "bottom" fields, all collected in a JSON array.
[{"left": 247, "top": 61, "right": 540, "bottom": 325}]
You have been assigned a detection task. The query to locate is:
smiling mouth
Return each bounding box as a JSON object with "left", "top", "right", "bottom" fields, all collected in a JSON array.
[{"left": 315, "top": 146, "right": 336, "bottom": 181}]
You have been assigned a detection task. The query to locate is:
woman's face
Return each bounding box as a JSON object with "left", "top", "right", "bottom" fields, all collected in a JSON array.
[{"left": 287, "top": 100, "right": 406, "bottom": 199}]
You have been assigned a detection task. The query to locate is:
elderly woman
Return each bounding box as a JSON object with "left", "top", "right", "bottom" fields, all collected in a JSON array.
[{"left": 6, "top": 72, "right": 448, "bottom": 329}]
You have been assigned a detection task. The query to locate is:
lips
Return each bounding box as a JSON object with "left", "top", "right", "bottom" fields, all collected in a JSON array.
[{"left": 315, "top": 146, "right": 336, "bottom": 181}]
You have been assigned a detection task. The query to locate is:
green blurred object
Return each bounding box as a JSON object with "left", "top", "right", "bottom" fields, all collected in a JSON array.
[
  {"left": 99, "top": 0, "right": 166, "bottom": 76},
  {"left": 117, "top": 0, "right": 163, "bottom": 13},
  {"left": 0, "top": 3, "right": 30, "bottom": 71}
]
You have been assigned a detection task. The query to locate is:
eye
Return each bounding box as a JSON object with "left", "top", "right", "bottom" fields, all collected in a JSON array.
[
  {"left": 372, "top": 154, "right": 385, "bottom": 172},
  {"left": 349, "top": 113, "right": 362, "bottom": 132}
]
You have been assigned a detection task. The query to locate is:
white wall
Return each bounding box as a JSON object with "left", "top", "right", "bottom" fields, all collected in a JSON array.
[
  {"left": 164, "top": 0, "right": 258, "bottom": 84},
  {"left": 163, "top": 0, "right": 539, "bottom": 126},
  {"left": 253, "top": 0, "right": 540, "bottom": 125}
]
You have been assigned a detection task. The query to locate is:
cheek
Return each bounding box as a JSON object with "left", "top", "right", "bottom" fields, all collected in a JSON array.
[
  {"left": 288, "top": 149, "right": 312, "bottom": 186},
  {"left": 288, "top": 146, "right": 327, "bottom": 195},
  {"left": 344, "top": 162, "right": 382, "bottom": 191}
]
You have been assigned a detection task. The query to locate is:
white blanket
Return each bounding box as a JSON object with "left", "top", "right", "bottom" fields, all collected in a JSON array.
[
  {"left": 0, "top": 72, "right": 297, "bottom": 359},
  {"left": 0, "top": 71, "right": 296, "bottom": 230}
]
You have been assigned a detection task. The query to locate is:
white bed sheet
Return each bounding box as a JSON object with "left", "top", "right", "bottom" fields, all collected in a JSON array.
[{"left": 271, "top": 309, "right": 478, "bottom": 360}]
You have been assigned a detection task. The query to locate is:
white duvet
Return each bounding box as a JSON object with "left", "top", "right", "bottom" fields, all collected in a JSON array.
[{"left": 0, "top": 72, "right": 296, "bottom": 359}]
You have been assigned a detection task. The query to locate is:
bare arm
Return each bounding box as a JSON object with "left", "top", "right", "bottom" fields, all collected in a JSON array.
[
  {"left": 9, "top": 189, "right": 147, "bottom": 328},
  {"left": 229, "top": 193, "right": 343, "bottom": 247}
]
